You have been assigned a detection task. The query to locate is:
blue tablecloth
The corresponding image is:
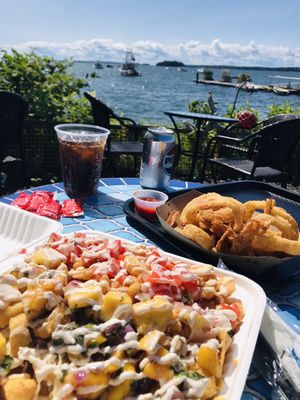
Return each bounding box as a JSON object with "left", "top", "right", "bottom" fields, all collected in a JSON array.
[{"left": 2, "top": 177, "right": 297, "bottom": 399}]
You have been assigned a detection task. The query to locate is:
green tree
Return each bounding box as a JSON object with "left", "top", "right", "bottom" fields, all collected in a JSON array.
[{"left": 0, "top": 49, "right": 92, "bottom": 123}]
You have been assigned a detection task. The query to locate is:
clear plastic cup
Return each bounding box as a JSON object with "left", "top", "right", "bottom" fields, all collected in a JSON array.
[
  {"left": 55, "top": 124, "right": 110, "bottom": 198},
  {"left": 133, "top": 189, "right": 169, "bottom": 220}
]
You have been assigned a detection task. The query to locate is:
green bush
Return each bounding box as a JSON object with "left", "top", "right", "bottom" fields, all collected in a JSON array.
[
  {"left": 188, "top": 98, "right": 216, "bottom": 114},
  {"left": 0, "top": 49, "right": 92, "bottom": 123},
  {"left": 267, "top": 101, "right": 300, "bottom": 117}
]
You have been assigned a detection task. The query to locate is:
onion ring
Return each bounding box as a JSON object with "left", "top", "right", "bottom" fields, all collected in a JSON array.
[
  {"left": 180, "top": 193, "right": 243, "bottom": 232},
  {"left": 175, "top": 224, "right": 215, "bottom": 250},
  {"left": 250, "top": 213, "right": 298, "bottom": 240},
  {"left": 270, "top": 206, "right": 299, "bottom": 240},
  {"left": 243, "top": 200, "right": 299, "bottom": 240},
  {"left": 179, "top": 193, "right": 222, "bottom": 225},
  {"left": 252, "top": 233, "right": 300, "bottom": 256},
  {"left": 243, "top": 200, "right": 271, "bottom": 220}
]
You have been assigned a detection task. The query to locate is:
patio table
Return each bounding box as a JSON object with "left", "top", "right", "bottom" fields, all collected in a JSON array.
[
  {"left": 1, "top": 176, "right": 299, "bottom": 400},
  {"left": 165, "top": 110, "right": 238, "bottom": 181}
]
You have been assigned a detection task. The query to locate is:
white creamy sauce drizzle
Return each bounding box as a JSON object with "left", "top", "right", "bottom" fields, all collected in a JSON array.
[
  {"left": 185, "top": 377, "right": 209, "bottom": 398},
  {"left": 124, "top": 331, "right": 138, "bottom": 341},
  {"left": 115, "top": 340, "right": 139, "bottom": 352},
  {"left": 17, "top": 277, "right": 32, "bottom": 288},
  {"left": 55, "top": 383, "right": 73, "bottom": 399},
  {"left": 109, "top": 371, "right": 145, "bottom": 386},
  {"left": 155, "top": 376, "right": 185, "bottom": 397},
  {"left": 76, "top": 383, "right": 106, "bottom": 395},
  {"left": 92, "top": 261, "right": 111, "bottom": 275},
  {"left": 0, "top": 274, "right": 17, "bottom": 285},
  {"left": 202, "top": 338, "right": 220, "bottom": 350},
  {"left": 123, "top": 275, "right": 136, "bottom": 286},
  {"left": 133, "top": 299, "right": 172, "bottom": 314},
  {"left": 112, "top": 303, "right": 132, "bottom": 320}
]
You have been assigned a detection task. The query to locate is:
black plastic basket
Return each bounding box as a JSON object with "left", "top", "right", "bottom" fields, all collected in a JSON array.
[{"left": 123, "top": 181, "right": 300, "bottom": 279}]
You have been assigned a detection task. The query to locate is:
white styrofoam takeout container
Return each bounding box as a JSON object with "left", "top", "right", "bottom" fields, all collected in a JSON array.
[
  {"left": 0, "top": 230, "right": 266, "bottom": 400},
  {"left": 0, "top": 202, "right": 63, "bottom": 262}
]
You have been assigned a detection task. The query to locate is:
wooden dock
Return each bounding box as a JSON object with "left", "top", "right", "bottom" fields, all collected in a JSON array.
[
  {"left": 193, "top": 79, "right": 237, "bottom": 88},
  {"left": 193, "top": 78, "right": 300, "bottom": 95}
]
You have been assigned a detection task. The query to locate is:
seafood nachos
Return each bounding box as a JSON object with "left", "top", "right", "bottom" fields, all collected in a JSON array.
[{"left": 0, "top": 232, "right": 245, "bottom": 400}]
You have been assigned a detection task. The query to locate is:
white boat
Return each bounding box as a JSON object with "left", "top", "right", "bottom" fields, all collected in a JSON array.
[
  {"left": 268, "top": 75, "right": 300, "bottom": 95},
  {"left": 119, "top": 50, "right": 141, "bottom": 77},
  {"left": 272, "top": 86, "right": 290, "bottom": 95}
]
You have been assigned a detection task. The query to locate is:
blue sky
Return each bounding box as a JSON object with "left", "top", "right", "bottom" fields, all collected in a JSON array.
[{"left": 1, "top": 0, "right": 300, "bottom": 66}]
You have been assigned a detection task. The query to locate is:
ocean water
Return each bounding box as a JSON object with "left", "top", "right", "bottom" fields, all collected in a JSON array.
[{"left": 71, "top": 62, "right": 300, "bottom": 124}]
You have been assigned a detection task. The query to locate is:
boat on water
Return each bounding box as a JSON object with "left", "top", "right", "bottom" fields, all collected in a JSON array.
[
  {"left": 272, "top": 86, "right": 290, "bottom": 95},
  {"left": 119, "top": 50, "right": 141, "bottom": 77},
  {"left": 268, "top": 75, "right": 300, "bottom": 95},
  {"left": 94, "top": 62, "right": 103, "bottom": 69}
]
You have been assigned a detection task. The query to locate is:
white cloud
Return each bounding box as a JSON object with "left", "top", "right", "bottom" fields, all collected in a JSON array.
[{"left": 2, "top": 38, "right": 300, "bottom": 67}]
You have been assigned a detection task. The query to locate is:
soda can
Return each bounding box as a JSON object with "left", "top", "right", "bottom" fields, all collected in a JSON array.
[{"left": 139, "top": 127, "right": 176, "bottom": 189}]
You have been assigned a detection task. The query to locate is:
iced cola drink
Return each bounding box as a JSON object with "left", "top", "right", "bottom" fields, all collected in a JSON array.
[{"left": 55, "top": 124, "right": 110, "bottom": 198}]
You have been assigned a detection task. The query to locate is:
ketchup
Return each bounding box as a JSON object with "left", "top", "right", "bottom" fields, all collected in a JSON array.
[
  {"left": 135, "top": 197, "right": 159, "bottom": 220},
  {"left": 139, "top": 197, "right": 157, "bottom": 202}
]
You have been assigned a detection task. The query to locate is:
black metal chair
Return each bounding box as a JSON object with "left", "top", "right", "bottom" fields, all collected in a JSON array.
[
  {"left": 201, "top": 115, "right": 300, "bottom": 187},
  {"left": 0, "top": 91, "right": 28, "bottom": 193},
  {"left": 84, "top": 92, "right": 143, "bottom": 174}
]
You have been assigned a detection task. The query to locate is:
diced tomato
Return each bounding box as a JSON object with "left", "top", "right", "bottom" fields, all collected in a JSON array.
[
  {"left": 108, "top": 240, "right": 126, "bottom": 258},
  {"left": 172, "top": 274, "right": 182, "bottom": 286},
  {"left": 150, "top": 250, "right": 161, "bottom": 258},
  {"left": 73, "top": 244, "right": 83, "bottom": 257},
  {"left": 181, "top": 280, "right": 199, "bottom": 295},
  {"left": 48, "top": 232, "right": 62, "bottom": 242},
  {"left": 116, "top": 274, "right": 127, "bottom": 284},
  {"left": 220, "top": 303, "right": 241, "bottom": 320},
  {"left": 230, "top": 320, "right": 241, "bottom": 331},
  {"left": 107, "top": 260, "right": 121, "bottom": 278},
  {"left": 149, "top": 271, "right": 173, "bottom": 285},
  {"left": 74, "top": 232, "right": 86, "bottom": 238},
  {"left": 151, "top": 283, "right": 179, "bottom": 297},
  {"left": 151, "top": 283, "right": 174, "bottom": 297},
  {"left": 165, "top": 261, "right": 175, "bottom": 270}
]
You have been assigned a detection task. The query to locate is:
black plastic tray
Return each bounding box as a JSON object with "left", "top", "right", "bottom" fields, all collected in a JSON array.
[{"left": 123, "top": 181, "right": 300, "bottom": 280}]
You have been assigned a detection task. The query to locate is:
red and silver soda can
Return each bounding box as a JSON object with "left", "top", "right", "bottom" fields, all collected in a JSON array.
[{"left": 139, "top": 127, "right": 176, "bottom": 189}]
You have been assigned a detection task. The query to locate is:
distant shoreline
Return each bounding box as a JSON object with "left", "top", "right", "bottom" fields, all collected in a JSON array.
[{"left": 74, "top": 60, "right": 300, "bottom": 72}]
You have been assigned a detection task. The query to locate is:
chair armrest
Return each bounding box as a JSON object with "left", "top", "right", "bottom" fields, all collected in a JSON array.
[
  {"left": 204, "top": 132, "right": 256, "bottom": 165},
  {"left": 210, "top": 130, "right": 258, "bottom": 144},
  {"left": 209, "top": 135, "right": 242, "bottom": 143}
]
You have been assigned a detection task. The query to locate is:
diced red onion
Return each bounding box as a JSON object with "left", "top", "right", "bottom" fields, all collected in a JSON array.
[
  {"left": 124, "top": 324, "right": 135, "bottom": 334},
  {"left": 74, "top": 370, "right": 87, "bottom": 384}
]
